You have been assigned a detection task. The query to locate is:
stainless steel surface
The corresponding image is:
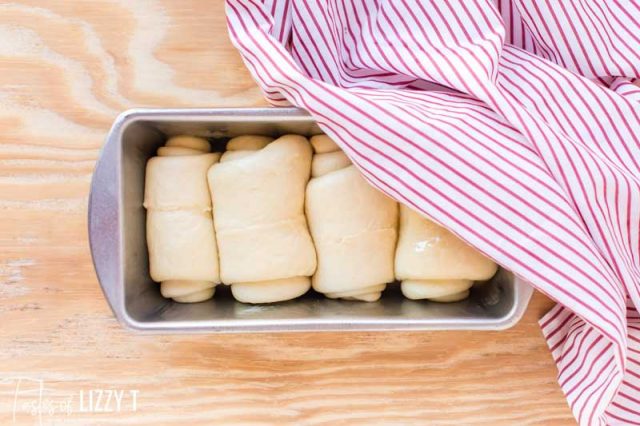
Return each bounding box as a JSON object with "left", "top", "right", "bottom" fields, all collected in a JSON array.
[{"left": 88, "top": 107, "right": 534, "bottom": 333}]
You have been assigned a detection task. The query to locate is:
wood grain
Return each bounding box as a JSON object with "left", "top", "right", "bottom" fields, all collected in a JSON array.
[{"left": 0, "top": 1, "right": 575, "bottom": 424}]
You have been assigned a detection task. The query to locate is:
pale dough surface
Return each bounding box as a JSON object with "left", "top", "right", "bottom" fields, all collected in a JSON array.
[
  {"left": 395, "top": 205, "right": 497, "bottom": 302},
  {"left": 310, "top": 134, "right": 340, "bottom": 153},
  {"left": 208, "top": 134, "right": 316, "bottom": 302},
  {"left": 157, "top": 146, "right": 206, "bottom": 157},
  {"left": 227, "top": 135, "right": 274, "bottom": 151},
  {"left": 231, "top": 276, "right": 311, "bottom": 304},
  {"left": 144, "top": 137, "right": 221, "bottom": 302},
  {"left": 401, "top": 279, "right": 472, "bottom": 302},
  {"left": 165, "top": 135, "right": 212, "bottom": 151},
  {"left": 220, "top": 150, "right": 256, "bottom": 163},
  {"left": 306, "top": 136, "right": 398, "bottom": 302},
  {"left": 161, "top": 280, "right": 217, "bottom": 303},
  {"left": 311, "top": 150, "right": 352, "bottom": 177},
  {"left": 145, "top": 153, "right": 218, "bottom": 210},
  {"left": 222, "top": 134, "right": 274, "bottom": 163},
  {"left": 146, "top": 209, "right": 220, "bottom": 283}
]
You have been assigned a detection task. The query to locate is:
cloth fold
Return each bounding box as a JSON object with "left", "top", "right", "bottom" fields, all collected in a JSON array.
[{"left": 225, "top": 1, "right": 640, "bottom": 423}]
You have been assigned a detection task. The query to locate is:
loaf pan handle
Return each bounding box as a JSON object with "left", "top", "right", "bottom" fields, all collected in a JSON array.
[{"left": 88, "top": 114, "right": 124, "bottom": 320}]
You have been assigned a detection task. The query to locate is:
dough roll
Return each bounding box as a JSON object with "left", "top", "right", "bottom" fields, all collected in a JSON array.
[
  {"left": 208, "top": 134, "right": 317, "bottom": 303},
  {"left": 144, "top": 136, "right": 221, "bottom": 303},
  {"left": 395, "top": 205, "right": 498, "bottom": 302},
  {"left": 305, "top": 135, "right": 398, "bottom": 302}
]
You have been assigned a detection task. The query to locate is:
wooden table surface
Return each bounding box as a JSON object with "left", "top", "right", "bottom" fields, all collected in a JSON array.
[{"left": 0, "top": 1, "right": 575, "bottom": 424}]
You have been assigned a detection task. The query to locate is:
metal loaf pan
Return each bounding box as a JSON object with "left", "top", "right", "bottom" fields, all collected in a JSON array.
[{"left": 88, "top": 107, "right": 533, "bottom": 333}]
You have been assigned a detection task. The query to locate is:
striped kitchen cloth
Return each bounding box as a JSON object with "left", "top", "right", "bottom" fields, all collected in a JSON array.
[{"left": 224, "top": 1, "right": 640, "bottom": 424}]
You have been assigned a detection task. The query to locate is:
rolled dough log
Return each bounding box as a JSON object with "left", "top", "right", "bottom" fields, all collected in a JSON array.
[
  {"left": 306, "top": 135, "right": 398, "bottom": 302},
  {"left": 208, "top": 134, "right": 317, "bottom": 303},
  {"left": 144, "top": 135, "right": 221, "bottom": 303},
  {"left": 395, "top": 205, "right": 497, "bottom": 302}
]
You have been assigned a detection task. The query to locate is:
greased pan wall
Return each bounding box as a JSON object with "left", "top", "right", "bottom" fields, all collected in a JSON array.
[{"left": 88, "top": 108, "right": 533, "bottom": 333}]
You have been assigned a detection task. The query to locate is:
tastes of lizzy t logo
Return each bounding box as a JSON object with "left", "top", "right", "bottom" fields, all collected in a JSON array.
[{"left": 2, "top": 377, "right": 139, "bottom": 424}]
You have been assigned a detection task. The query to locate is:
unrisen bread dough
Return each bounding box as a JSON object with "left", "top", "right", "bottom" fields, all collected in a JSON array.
[
  {"left": 145, "top": 133, "right": 497, "bottom": 306},
  {"left": 310, "top": 134, "right": 339, "bottom": 153},
  {"left": 230, "top": 276, "right": 311, "bottom": 304},
  {"left": 226, "top": 135, "right": 273, "bottom": 151},
  {"left": 208, "top": 134, "right": 317, "bottom": 303},
  {"left": 306, "top": 135, "right": 398, "bottom": 302},
  {"left": 221, "top": 135, "right": 274, "bottom": 163},
  {"left": 395, "top": 205, "right": 497, "bottom": 302},
  {"left": 165, "top": 135, "right": 211, "bottom": 151},
  {"left": 144, "top": 135, "right": 221, "bottom": 303}
]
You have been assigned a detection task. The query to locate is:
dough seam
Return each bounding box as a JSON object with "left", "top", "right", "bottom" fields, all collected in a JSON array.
[
  {"left": 143, "top": 203, "right": 212, "bottom": 212},
  {"left": 312, "top": 227, "right": 397, "bottom": 244},
  {"left": 215, "top": 214, "right": 308, "bottom": 233}
]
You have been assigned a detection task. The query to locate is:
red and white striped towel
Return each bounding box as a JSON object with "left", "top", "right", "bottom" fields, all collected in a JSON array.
[{"left": 225, "top": 1, "right": 640, "bottom": 424}]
